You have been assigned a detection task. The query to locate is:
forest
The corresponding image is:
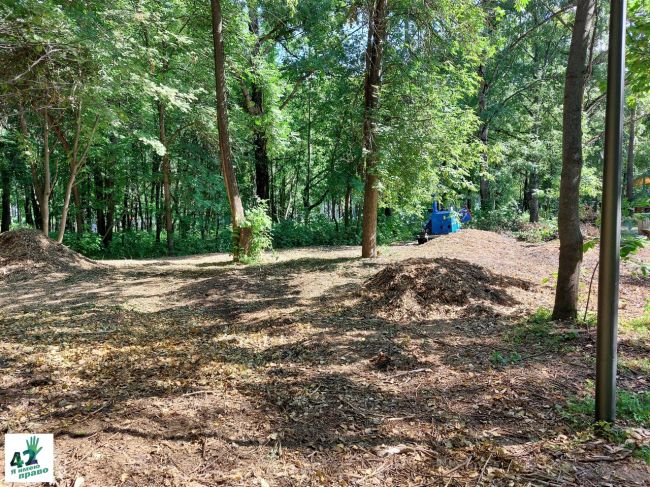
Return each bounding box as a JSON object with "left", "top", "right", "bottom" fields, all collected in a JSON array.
[
  {"left": 0, "top": 0, "right": 646, "bottom": 258},
  {"left": 1, "top": 0, "right": 650, "bottom": 485}
]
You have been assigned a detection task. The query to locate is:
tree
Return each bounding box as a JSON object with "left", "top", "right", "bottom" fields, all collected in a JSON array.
[
  {"left": 361, "top": 0, "right": 388, "bottom": 259},
  {"left": 1, "top": 161, "right": 10, "bottom": 232},
  {"left": 627, "top": 104, "right": 637, "bottom": 202},
  {"left": 210, "top": 0, "right": 251, "bottom": 260},
  {"left": 552, "top": 0, "right": 596, "bottom": 320},
  {"left": 49, "top": 102, "right": 99, "bottom": 243}
]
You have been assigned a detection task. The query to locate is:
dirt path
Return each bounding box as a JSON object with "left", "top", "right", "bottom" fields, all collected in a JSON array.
[{"left": 1, "top": 230, "right": 648, "bottom": 486}]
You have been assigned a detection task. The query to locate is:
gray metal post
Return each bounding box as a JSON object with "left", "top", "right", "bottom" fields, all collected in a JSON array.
[{"left": 596, "top": 0, "right": 627, "bottom": 423}]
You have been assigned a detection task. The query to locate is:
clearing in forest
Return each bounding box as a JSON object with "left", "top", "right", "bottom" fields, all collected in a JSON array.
[{"left": 1, "top": 229, "right": 649, "bottom": 486}]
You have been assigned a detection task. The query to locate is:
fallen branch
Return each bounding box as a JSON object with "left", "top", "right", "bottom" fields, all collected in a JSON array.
[{"left": 393, "top": 368, "right": 433, "bottom": 377}]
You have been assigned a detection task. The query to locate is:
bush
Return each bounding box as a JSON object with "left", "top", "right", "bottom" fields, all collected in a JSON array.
[
  {"left": 471, "top": 200, "right": 524, "bottom": 232},
  {"left": 272, "top": 217, "right": 359, "bottom": 248},
  {"left": 61, "top": 210, "right": 423, "bottom": 260},
  {"left": 514, "top": 219, "right": 558, "bottom": 243},
  {"left": 271, "top": 212, "right": 420, "bottom": 249},
  {"left": 238, "top": 202, "right": 273, "bottom": 263}
]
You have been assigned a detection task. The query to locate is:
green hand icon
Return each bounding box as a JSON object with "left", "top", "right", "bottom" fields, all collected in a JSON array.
[{"left": 23, "top": 436, "right": 42, "bottom": 466}]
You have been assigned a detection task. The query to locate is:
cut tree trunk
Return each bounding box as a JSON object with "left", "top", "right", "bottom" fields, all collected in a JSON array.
[
  {"left": 553, "top": 0, "right": 596, "bottom": 320},
  {"left": 361, "top": 0, "right": 388, "bottom": 258}
]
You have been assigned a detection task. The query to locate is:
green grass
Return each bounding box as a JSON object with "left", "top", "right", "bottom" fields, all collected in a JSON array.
[
  {"left": 620, "top": 357, "right": 650, "bottom": 375},
  {"left": 507, "top": 307, "right": 579, "bottom": 350},
  {"left": 621, "top": 315, "right": 650, "bottom": 334},
  {"left": 636, "top": 446, "right": 650, "bottom": 464},
  {"left": 561, "top": 389, "right": 650, "bottom": 464},
  {"left": 489, "top": 350, "right": 522, "bottom": 366},
  {"left": 563, "top": 390, "right": 650, "bottom": 427}
]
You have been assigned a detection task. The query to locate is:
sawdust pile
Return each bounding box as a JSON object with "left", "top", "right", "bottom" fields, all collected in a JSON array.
[
  {"left": 0, "top": 230, "right": 100, "bottom": 279},
  {"left": 365, "top": 257, "right": 532, "bottom": 318}
]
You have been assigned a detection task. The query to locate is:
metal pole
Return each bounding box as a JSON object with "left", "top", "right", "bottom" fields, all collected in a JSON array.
[{"left": 595, "top": 0, "right": 627, "bottom": 423}]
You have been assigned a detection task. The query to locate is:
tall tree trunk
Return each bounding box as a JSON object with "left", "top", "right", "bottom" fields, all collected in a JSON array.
[
  {"left": 529, "top": 40, "right": 542, "bottom": 224},
  {"left": 529, "top": 167, "right": 540, "bottom": 223},
  {"left": 361, "top": 0, "right": 388, "bottom": 258},
  {"left": 303, "top": 85, "right": 312, "bottom": 223},
  {"left": 38, "top": 109, "right": 51, "bottom": 236},
  {"left": 157, "top": 101, "right": 174, "bottom": 253},
  {"left": 19, "top": 101, "right": 49, "bottom": 235},
  {"left": 74, "top": 186, "right": 83, "bottom": 233},
  {"left": 49, "top": 109, "right": 98, "bottom": 243},
  {"left": 155, "top": 179, "right": 162, "bottom": 243},
  {"left": 553, "top": 0, "right": 596, "bottom": 320},
  {"left": 253, "top": 110, "right": 271, "bottom": 203},
  {"left": 478, "top": 64, "right": 490, "bottom": 210},
  {"left": 24, "top": 183, "right": 34, "bottom": 227},
  {"left": 1, "top": 165, "right": 10, "bottom": 232},
  {"left": 30, "top": 186, "right": 41, "bottom": 230},
  {"left": 242, "top": 5, "right": 271, "bottom": 209},
  {"left": 210, "top": 0, "right": 249, "bottom": 260},
  {"left": 57, "top": 172, "right": 77, "bottom": 242},
  {"left": 104, "top": 174, "right": 115, "bottom": 245},
  {"left": 344, "top": 182, "right": 352, "bottom": 228},
  {"left": 95, "top": 167, "right": 106, "bottom": 238},
  {"left": 626, "top": 105, "right": 636, "bottom": 202}
]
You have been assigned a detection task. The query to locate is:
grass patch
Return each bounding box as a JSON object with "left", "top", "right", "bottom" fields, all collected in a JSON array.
[
  {"left": 507, "top": 307, "right": 580, "bottom": 350},
  {"left": 563, "top": 389, "right": 650, "bottom": 427},
  {"left": 620, "top": 357, "right": 650, "bottom": 375},
  {"left": 636, "top": 446, "right": 650, "bottom": 465},
  {"left": 562, "top": 388, "right": 650, "bottom": 464},
  {"left": 489, "top": 350, "right": 522, "bottom": 366},
  {"left": 621, "top": 315, "right": 650, "bottom": 334}
]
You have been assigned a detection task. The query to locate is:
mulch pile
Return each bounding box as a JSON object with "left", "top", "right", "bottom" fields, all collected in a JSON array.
[
  {"left": 0, "top": 229, "right": 100, "bottom": 279},
  {"left": 364, "top": 257, "right": 531, "bottom": 319}
]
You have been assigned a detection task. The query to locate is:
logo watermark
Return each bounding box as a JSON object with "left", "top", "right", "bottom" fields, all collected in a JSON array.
[{"left": 4, "top": 434, "right": 54, "bottom": 483}]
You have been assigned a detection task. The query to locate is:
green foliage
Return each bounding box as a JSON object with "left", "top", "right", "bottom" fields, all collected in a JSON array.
[
  {"left": 620, "top": 357, "right": 650, "bottom": 374},
  {"left": 272, "top": 217, "right": 358, "bottom": 248},
  {"left": 636, "top": 446, "right": 650, "bottom": 465},
  {"left": 621, "top": 234, "right": 649, "bottom": 276},
  {"left": 471, "top": 201, "right": 523, "bottom": 232},
  {"left": 489, "top": 350, "right": 522, "bottom": 366},
  {"left": 63, "top": 233, "right": 103, "bottom": 257},
  {"left": 238, "top": 202, "right": 273, "bottom": 264},
  {"left": 507, "top": 307, "right": 579, "bottom": 349},
  {"left": 564, "top": 390, "right": 650, "bottom": 427},
  {"left": 514, "top": 219, "right": 558, "bottom": 243},
  {"left": 65, "top": 231, "right": 231, "bottom": 259},
  {"left": 1, "top": 0, "right": 649, "bottom": 263},
  {"left": 621, "top": 314, "right": 650, "bottom": 334}
]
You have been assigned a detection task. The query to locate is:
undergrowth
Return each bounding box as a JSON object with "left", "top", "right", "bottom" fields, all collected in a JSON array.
[
  {"left": 561, "top": 382, "right": 650, "bottom": 465},
  {"left": 506, "top": 307, "right": 580, "bottom": 350}
]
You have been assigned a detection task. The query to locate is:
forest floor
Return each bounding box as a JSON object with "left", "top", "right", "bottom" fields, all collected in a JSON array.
[{"left": 1, "top": 229, "right": 649, "bottom": 486}]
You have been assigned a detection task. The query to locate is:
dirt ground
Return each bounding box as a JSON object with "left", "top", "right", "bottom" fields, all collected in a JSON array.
[{"left": 1, "top": 229, "right": 649, "bottom": 486}]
